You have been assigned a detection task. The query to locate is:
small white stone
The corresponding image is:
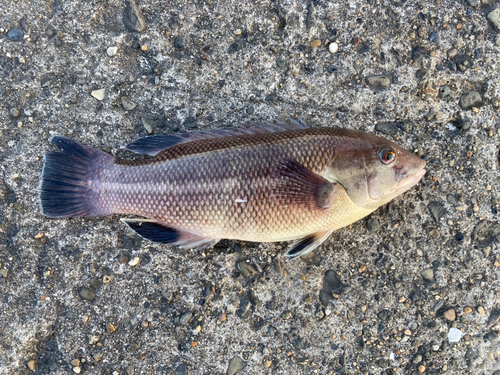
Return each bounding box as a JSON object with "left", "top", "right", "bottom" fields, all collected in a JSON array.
[
  {"left": 73, "top": 366, "right": 82, "bottom": 374},
  {"left": 129, "top": 257, "right": 140, "bottom": 267},
  {"left": 448, "top": 328, "right": 462, "bottom": 343},
  {"left": 234, "top": 29, "right": 242, "bottom": 36},
  {"left": 106, "top": 46, "right": 118, "bottom": 57},
  {"left": 329, "top": 42, "right": 339, "bottom": 54},
  {"left": 91, "top": 89, "right": 106, "bottom": 101}
]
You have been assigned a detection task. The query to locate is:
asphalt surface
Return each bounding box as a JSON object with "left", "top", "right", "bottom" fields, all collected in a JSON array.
[{"left": 1, "top": 0, "right": 500, "bottom": 374}]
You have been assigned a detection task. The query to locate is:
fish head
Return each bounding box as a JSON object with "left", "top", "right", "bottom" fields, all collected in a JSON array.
[{"left": 328, "top": 130, "right": 426, "bottom": 210}]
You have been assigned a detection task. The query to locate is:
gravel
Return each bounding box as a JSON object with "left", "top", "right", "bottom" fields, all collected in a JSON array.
[{"left": 1, "top": 1, "right": 499, "bottom": 374}]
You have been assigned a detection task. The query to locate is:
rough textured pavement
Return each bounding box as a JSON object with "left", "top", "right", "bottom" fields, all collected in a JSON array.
[{"left": 1, "top": 0, "right": 500, "bottom": 374}]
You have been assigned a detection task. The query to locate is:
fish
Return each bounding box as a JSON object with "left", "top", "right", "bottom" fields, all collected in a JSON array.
[{"left": 40, "top": 118, "right": 426, "bottom": 259}]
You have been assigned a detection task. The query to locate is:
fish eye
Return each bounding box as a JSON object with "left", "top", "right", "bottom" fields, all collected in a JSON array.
[{"left": 379, "top": 148, "right": 396, "bottom": 164}]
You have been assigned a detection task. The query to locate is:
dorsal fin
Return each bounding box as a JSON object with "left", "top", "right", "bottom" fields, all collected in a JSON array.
[{"left": 122, "top": 118, "right": 310, "bottom": 156}]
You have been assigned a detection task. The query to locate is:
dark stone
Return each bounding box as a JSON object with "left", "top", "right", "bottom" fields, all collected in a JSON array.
[
  {"left": 428, "top": 31, "right": 439, "bottom": 43},
  {"left": 183, "top": 116, "right": 196, "bottom": 128},
  {"left": 483, "top": 331, "right": 498, "bottom": 341},
  {"left": 459, "top": 91, "right": 483, "bottom": 110},
  {"left": 265, "top": 93, "right": 275, "bottom": 101},
  {"left": 319, "top": 270, "right": 345, "bottom": 307},
  {"left": 227, "top": 42, "right": 240, "bottom": 54},
  {"left": 7, "top": 29, "right": 23, "bottom": 41},
  {"left": 173, "top": 36, "right": 184, "bottom": 48},
  {"left": 378, "top": 309, "right": 390, "bottom": 320},
  {"left": 428, "top": 201, "right": 447, "bottom": 222},
  {"left": 487, "top": 309, "right": 500, "bottom": 328},
  {"left": 472, "top": 221, "right": 500, "bottom": 248},
  {"left": 411, "top": 46, "right": 428, "bottom": 62},
  {"left": 416, "top": 68, "right": 427, "bottom": 78},
  {"left": 293, "top": 337, "right": 307, "bottom": 349},
  {"left": 366, "top": 217, "right": 380, "bottom": 231},
  {"left": 236, "top": 296, "right": 251, "bottom": 317},
  {"left": 375, "top": 121, "right": 401, "bottom": 136},
  {"left": 123, "top": 0, "right": 146, "bottom": 32},
  {"left": 174, "top": 364, "right": 186, "bottom": 375}
]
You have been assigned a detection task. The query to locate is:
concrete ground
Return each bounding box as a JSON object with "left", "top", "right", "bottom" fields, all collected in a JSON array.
[{"left": 0, "top": 0, "right": 499, "bottom": 374}]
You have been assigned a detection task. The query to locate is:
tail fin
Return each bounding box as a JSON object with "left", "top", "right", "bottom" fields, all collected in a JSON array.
[{"left": 40, "top": 136, "right": 115, "bottom": 218}]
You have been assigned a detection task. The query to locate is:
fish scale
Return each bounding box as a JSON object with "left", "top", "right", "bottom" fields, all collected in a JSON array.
[{"left": 40, "top": 123, "right": 425, "bottom": 258}]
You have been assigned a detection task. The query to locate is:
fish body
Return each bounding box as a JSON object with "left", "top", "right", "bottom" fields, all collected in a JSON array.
[{"left": 40, "top": 120, "right": 425, "bottom": 258}]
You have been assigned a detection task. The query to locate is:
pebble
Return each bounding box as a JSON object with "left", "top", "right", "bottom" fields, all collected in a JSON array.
[
  {"left": 328, "top": 42, "right": 339, "bottom": 54},
  {"left": 427, "top": 201, "right": 447, "bottom": 222},
  {"left": 488, "top": 8, "right": 500, "bottom": 30},
  {"left": 418, "top": 365, "right": 426, "bottom": 373},
  {"left": 438, "top": 85, "right": 450, "bottom": 99},
  {"left": 421, "top": 268, "right": 434, "bottom": 281},
  {"left": 107, "top": 47, "right": 118, "bottom": 57},
  {"left": 366, "top": 75, "right": 391, "bottom": 89},
  {"left": 443, "top": 308, "right": 456, "bottom": 321},
  {"left": 121, "top": 96, "right": 137, "bottom": 111},
  {"left": 73, "top": 366, "right": 82, "bottom": 374},
  {"left": 234, "top": 29, "right": 242, "bottom": 36},
  {"left": 7, "top": 29, "right": 23, "bottom": 41},
  {"left": 10, "top": 108, "right": 20, "bottom": 117},
  {"left": 411, "top": 46, "right": 428, "bottom": 62},
  {"left": 79, "top": 288, "right": 96, "bottom": 301},
  {"left": 366, "top": 217, "right": 380, "bottom": 231},
  {"left": 27, "top": 360, "right": 36, "bottom": 371},
  {"left": 375, "top": 121, "right": 400, "bottom": 136},
  {"left": 487, "top": 309, "right": 500, "bottom": 328},
  {"left": 447, "top": 48, "right": 458, "bottom": 59},
  {"left": 128, "top": 256, "right": 140, "bottom": 266},
  {"left": 141, "top": 118, "right": 154, "bottom": 134},
  {"left": 264, "top": 360, "right": 272, "bottom": 368},
  {"left": 123, "top": 0, "right": 146, "bottom": 32},
  {"left": 472, "top": 221, "right": 500, "bottom": 248},
  {"left": 91, "top": 89, "right": 106, "bottom": 101},
  {"left": 238, "top": 261, "right": 258, "bottom": 277},
  {"left": 227, "top": 356, "right": 246, "bottom": 375},
  {"left": 310, "top": 39, "right": 322, "bottom": 48},
  {"left": 106, "top": 322, "right": 116, "bottom": 334},
  {"left": 448, "top": 328, "right": 462, "bottom": 343},
  {"left": 319, "top": 270, "right": 344, "bottom": 307},
  {"left": 175, "top": 364, "right": 186, "bottom": 375},
  {"left": 496, "top": 34, "right": 500, "bottom": 47},
  {"left": 179, "top": 311, "right": 192, "bottom": 325},
  {"left": 463, "top": 306, "right": 472, "bottom": 314},
  {"left": 466, "top": 0, "right": 479, "bottom": 5},
  {"left": 119, "top": 255, "right": 129, "bottom": 264},
  {"left": 174, "top": 36, "right": 184, "bottom": 48},
  {"left": 126, "top": 365, "right": 135, "bottom": 375},
  {"left": 413, "top": 355, "right": 422, "bottom": 364},
  {"left": 71, "top": 359, "right": 81, "bottom": 367},
  {"left": 477, "top": 306, "right": 485, "bottom": 315},
  {"left": 459, "top": 91, "right": 482, "bottom": 110}
]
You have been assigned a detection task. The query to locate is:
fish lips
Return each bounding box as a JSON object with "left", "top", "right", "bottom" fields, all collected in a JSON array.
[{"left": 392, "top": 162, "right": 426, "bottom": 196}]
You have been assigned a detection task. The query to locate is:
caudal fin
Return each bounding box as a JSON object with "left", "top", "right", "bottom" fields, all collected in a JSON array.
[{"left": 40, "top": 136, "right": 114, "bottom": 218}]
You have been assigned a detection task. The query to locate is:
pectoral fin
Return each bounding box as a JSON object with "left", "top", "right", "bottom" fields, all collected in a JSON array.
[
  {"left": 286, "top": 230, "right": 333, "bottom": 259},
  {"left": 121, "top": 219, "right": 219, "bottom": 250},
  {"left": 271, "top": 159, "right": 336, "bottom": 211}
]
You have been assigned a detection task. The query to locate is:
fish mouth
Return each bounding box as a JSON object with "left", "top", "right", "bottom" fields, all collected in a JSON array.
[{"left": 395, "top": 164, "right": 426, "bottom": 193}]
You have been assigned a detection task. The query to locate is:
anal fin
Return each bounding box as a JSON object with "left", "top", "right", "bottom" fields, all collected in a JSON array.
[
  {"left": 286, "top": 230, "right": 333, "bottom": 259},
  {"left": 121, "top": 218, "right": 219, "bottom": 250}
]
